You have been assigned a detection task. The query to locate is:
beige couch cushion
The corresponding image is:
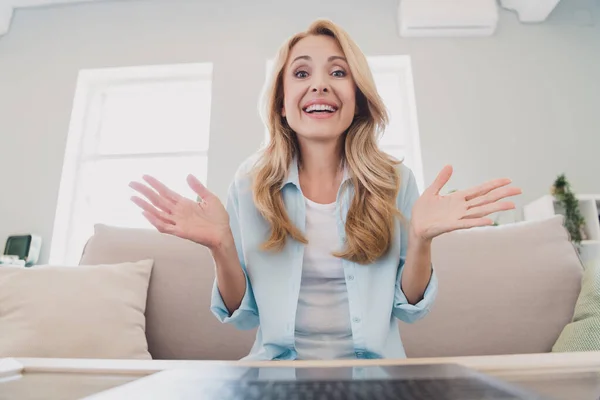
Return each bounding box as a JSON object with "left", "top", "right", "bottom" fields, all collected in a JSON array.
[
  {"left": 0, "top": 259, "right": 153, "bottom": 359},
  {"left": 79, "top": 224, "right": 255, "bottom": 360},
  {"left": 399, "top": 215, "right": 584, "bottom": 357}
]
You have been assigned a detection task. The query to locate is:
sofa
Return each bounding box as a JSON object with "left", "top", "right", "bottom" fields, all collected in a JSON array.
[{"left": 75, "top": 214, "right": 583, "bottom": 360}]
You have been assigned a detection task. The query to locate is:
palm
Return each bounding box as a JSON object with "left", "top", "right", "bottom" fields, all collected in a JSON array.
[
  {"left": 411, "top": 165, "right": 522, "bottom": 241},
  {"left": 128, "top": 174, "right": 230, "bottom": 249}
]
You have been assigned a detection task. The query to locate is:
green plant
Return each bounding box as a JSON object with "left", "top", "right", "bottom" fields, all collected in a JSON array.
[{"left": 551, "top": 174, "right": 586, "bottom": 245}]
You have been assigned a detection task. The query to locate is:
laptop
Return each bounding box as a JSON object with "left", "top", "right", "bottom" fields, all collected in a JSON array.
[{"left": 86, "top": 363, "right": 551, "bottom": 399}]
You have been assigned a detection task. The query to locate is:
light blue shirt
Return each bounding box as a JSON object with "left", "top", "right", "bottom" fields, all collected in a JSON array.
[{"left": 210, "top": 155, "right": 438, "bottom": 361}]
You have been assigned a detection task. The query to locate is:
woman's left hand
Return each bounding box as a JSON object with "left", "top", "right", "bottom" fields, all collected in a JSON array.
[{"left": 410, "top": 165, "right": 522, "bottom": 242}]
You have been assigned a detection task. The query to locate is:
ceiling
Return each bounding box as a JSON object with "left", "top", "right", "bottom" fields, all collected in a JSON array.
[
  {"left": 6, "top": 0, "right": 98, "bottom": 6},
  {"left": 0, "top": 0, "right": 565, "bottom": 38},
  {"left": 1, "top": 0, "right": 103, "bottom": 36}
]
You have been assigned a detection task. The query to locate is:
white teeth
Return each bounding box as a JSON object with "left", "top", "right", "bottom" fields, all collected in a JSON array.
[{"left": 305, "top": 104, "right": 336, "bottom": 112}]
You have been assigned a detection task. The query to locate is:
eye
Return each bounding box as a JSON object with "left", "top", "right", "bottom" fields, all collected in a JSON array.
[
  {"left": 295, "top": 70, "right": 309, "bottom": 78},
  {"left": 332, "top": 69, "right": 347, "bottom": 78}
]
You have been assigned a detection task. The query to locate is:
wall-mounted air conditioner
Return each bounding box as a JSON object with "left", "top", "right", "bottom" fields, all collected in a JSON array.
[{"left": 398, "top": 0, "right": 499, "bottom": 37}]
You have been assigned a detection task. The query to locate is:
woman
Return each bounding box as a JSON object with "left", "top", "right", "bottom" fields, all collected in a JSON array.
[{"left": 129, "top": 19, "right": 521, "bottom": 361}]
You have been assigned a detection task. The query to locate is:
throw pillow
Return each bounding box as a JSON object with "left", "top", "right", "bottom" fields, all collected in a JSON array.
[
  {"left": 79, "top": 223, "right": 256, "bottom": 360},
  {"left": 0, "top": 259, "right": 154, "bottom": 359},
  {"left": 553, "top": 260, "right": 600, "bottom": 352}
]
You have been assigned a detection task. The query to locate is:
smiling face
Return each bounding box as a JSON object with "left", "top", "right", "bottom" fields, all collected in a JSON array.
[{"left": 281, "top": 34, "right": 357, "bottom": 143}]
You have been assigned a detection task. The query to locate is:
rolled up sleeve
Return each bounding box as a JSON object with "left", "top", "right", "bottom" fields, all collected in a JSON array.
[
  {"left": 393, "top": 263, "right": 438, "bottom": 323},
  {"left": 209, "top": 180, "right": 259, "bottom": 330},
  {"left": 210, "top": 267, "right": 259, "bottom": 330}
]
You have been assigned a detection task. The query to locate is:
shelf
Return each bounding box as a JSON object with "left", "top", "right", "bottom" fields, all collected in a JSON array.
[
  {"left": 524, "top": 194, "right": 600, "bottom": 262},
  {"left": 581, "top": 240, "right": 600, "bottom": 245}
]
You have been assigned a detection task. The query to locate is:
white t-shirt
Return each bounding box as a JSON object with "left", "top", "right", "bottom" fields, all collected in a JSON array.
[{"left": 294, "top": 196, "right": 355, "bottom": 360}]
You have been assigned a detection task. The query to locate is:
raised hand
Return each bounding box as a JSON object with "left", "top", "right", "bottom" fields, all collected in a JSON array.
[
  {"left": 410, "top": 165, "right": 522, "bottom": 241},
  {"left": 129, "top": 175, "right": 231, "bottom": 249}
]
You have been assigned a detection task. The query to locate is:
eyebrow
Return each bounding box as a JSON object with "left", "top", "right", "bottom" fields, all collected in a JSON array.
[{"left": 290, "top": 55, "right": 348, "bottom": 64}]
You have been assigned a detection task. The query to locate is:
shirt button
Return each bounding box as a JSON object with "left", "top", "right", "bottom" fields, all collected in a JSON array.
[
  {"left": 348, "top": 275, "right": 354, "bottom": 281},
  {"left": 353, "top": 317, "right": 361, "bottom": 323}
]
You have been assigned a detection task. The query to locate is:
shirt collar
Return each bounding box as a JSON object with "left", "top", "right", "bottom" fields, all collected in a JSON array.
[
  {"left": 282, "top": 155, "right": 351, "bottom": 189},
  {"left": 282, "top": 155, "right": 300, "bottom": 189}
]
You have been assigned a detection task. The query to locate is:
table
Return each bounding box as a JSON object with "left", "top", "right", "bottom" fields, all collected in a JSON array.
[{"left": 2, "top": 351, "right": 600, "bottom": 399}]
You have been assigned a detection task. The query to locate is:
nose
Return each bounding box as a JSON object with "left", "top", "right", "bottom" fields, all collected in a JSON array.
[
  {"left": 311, "top": 85, "right": 329, "bottom": 93},
  {"left": 311, "top": 84, "right": 329, "bottom": 93},
  {"left": 310, "top": 73, "right": 330, "bottom": 93}
]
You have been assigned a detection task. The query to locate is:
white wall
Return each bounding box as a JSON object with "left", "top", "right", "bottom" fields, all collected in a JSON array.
[{"left": 0, "top": 0, "right": 599, "bottom": 263}]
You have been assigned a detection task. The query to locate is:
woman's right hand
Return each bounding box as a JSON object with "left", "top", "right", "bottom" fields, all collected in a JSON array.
[{"left": 129, "top": 174, "right": 232, "bottom": 250}]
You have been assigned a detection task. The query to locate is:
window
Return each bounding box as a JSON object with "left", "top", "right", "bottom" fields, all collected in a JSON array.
[
  {"left": 50, "top": 63, "right": 213, "bottom": 266},
  {"left": 264, "top": 56, "right": 424, "bottom": 191},
  {"left": 368, "top": 56, "right": 424, "bottom": 192}
]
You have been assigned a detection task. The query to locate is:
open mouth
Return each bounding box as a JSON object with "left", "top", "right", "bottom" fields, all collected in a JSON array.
[{"left": 303, "top": 104, "right": 338, "bottom": 114}]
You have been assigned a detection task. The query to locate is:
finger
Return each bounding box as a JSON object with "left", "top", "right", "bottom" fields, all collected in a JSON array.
[
  {"left": 427, "top": 165, "right": 453, "bottom": 195},
  {"left": 142, "top": 211, "right": 177, "bottom": 235},
  {"left": 464, "top": 201, "right": 515, "bottom": 219},
  {"left": 142, "top": 175, "right": 182, "bottom": 203},
  {"left": 129, "top": 181, "right": 174, "bottom": 213},
  {"left": 131, "top": 196, "right": 176, "bottom": 225},
  {"left": 459, "top": 178, "right": 512, "bottom": 201},
  {"left": 467, "top": 186, "right": 522, "bottom": 209},
  {"left": 187, "top": 174, "right": 212, "bottom": 200}
]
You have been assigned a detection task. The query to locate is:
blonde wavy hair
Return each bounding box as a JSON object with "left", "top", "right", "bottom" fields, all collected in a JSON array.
[{"left": 252, "top": 19, "right": 403, "bottom": 265}]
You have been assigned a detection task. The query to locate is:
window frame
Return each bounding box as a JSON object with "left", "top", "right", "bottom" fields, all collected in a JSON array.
[
  {"left": 368, "top": 55, "right": 425, "bottom": 192},
  {"left": 49, "top": 63, "right": 213, "bottom": 265}
]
